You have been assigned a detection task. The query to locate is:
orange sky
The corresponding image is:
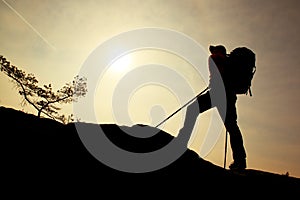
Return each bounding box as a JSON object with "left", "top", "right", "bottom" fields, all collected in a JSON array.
[{"left": 1, "top": 0, "right": 300, "bottom": 177}]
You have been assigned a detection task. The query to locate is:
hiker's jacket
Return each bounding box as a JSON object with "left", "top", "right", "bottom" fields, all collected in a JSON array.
[{"left": 208, "top": 52, "right": 229, "bottom": 90}]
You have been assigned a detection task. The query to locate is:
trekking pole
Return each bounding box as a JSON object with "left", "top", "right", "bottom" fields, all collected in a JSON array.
[
  {"left": 155, "top": 87, "right": 209, "bottom": 128},
  {"left": 224, "top": 129, "right": 228, "bottom": 169}
]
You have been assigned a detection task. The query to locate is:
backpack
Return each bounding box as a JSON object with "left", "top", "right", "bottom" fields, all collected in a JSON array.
[{"left": 227, "top": 47, "right": 256, "bottom": 96}]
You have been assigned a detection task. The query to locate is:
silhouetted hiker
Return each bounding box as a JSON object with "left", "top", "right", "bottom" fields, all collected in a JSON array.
[{"left": 179, "top": 45, "right": 247, "bottom": 170}]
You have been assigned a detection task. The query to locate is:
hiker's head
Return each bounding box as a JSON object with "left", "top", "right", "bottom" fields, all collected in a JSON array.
[{"left": 209, "top": 45, "right": 227, "bottom": 56}]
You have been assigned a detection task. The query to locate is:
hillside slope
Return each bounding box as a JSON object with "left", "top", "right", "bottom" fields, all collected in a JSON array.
[{"left": 1, "top": 106, "right": 299, "bottom": 195}]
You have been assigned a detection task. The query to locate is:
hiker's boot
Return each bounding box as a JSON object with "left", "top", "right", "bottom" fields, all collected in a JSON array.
[{"left": 229, "top": 159, "right": 247, "bottom": 170}]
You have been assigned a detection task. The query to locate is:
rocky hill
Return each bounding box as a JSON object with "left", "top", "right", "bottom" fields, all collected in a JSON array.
[{"left": 1, "top": 106, "right": 299, "bottom": 196}]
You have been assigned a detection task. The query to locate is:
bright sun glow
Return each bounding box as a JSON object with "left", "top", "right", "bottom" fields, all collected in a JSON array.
[{"left": 110, "top": 54, "right": 132, "bottom": 73}]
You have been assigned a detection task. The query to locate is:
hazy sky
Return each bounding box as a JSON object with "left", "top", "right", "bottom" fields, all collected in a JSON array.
[{"left": 1, "top": 0, "right": 300, "bottom": 177}]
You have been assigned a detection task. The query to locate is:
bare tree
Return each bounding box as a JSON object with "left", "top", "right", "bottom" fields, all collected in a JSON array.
[{"left": 0, "top": 55, "right": 87, "bottom": 124}]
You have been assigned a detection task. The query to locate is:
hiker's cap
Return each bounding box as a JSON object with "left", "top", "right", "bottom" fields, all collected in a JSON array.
[{"left": 209, "top": 45, "right": 227, "bottom": 55}]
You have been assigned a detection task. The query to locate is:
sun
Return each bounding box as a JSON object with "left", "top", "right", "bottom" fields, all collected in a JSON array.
[{"left": 110, "top": 54, "right": 132, "bottom": 73}]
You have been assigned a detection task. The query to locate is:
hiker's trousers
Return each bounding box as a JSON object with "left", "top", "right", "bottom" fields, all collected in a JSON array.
[{"left": 180, "top": 89, "right": 246, "bottom": 162}]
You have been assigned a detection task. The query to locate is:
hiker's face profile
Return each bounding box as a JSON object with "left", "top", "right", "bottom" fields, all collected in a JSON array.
[{"left": 211, "top": 50, "right": 224, "bottom": 56}]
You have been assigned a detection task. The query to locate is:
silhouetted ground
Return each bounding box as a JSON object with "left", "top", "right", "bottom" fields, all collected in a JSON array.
[{"left": 1, "top": 106, "right": 299, "bottom": 196}]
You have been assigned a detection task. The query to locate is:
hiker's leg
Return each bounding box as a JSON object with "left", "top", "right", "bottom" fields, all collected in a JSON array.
[
  {"left": 224, "top": 94, "right": 246, "bottom": 163},
  {"left": 178, "top": 91, "right": 212, "bottom": 137}
]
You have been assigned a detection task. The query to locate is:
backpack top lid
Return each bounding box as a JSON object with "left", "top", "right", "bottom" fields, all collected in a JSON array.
[{"left": 229, "top": 47, "right": 256, "bottom": 67}]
